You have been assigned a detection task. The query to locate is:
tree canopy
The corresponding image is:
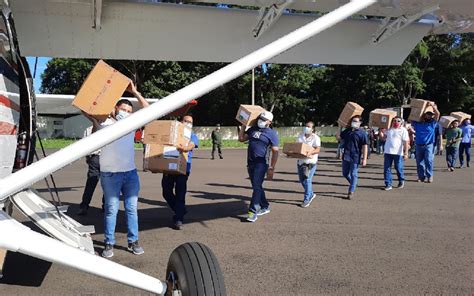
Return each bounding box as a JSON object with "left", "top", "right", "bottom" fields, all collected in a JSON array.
[{"left": 40, "top": 33, "right": 473, "bottom": 126}]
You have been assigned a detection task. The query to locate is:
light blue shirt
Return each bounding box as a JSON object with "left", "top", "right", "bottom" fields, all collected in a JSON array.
[{"left": 460, "top": 124, "right": 473, "bottom": 144}]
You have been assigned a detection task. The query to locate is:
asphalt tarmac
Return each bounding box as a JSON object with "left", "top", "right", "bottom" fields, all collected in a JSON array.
[{"left": 1, "top": 148, "right": 473, "bottom": 295}]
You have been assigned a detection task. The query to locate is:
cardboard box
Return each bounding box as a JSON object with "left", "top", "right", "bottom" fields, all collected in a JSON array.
[
  {"left": 369, "top": 109, "right": 398, "bottom": 129},
  {"left": 408, "top": 99, "right": 434, "bottom": 122},
  {"left": 337, "top": 102, "right": 364, "bottom": 127},
  {"left": 439, "top": 116, "right": 457, "bottom": 129},
  {"left": 283, "top": 142, "right": 313, "bottom": 158},
  {"left": 72, "top": 60, "right": 131, "bottom": 120},
  {"left": 142, "top": 120, "right": 191, "bottom": 146},
  {"left": 450, "top": 112, "right": 471, "bottom": 124},
  {"left": 143, "top": 144, "right": 188, "bottom": 175},
  {"left": 236, "top": 104, "right": 266, "bottom": 126}
]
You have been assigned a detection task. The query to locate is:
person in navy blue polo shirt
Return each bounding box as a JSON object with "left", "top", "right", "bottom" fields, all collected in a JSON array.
[
  {"left": 238, "top": 111, "right": 279, "bottom": 222},
  {"left": 336, "top": 115, "right": 368, "bottom": 200},
  {"left": 161, "top": 115, "right": 199, "bottom": 230},
  {"left": 410, "top": 102, "right": 440, "bottom": 183}
]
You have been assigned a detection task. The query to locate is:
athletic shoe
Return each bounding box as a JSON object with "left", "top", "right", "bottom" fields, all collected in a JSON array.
[
  {"left": 128, "top": 241, "right": 144, "bottom": 255},
  {"left": 426, "top": 177, "right": 433, "bottom": 183},
  {"left": 301, "top": 193, "right": 317, "bottom": 208},
  {"left": 397, "top": 182, "right": 405, "bottom": 189},
  {"left": 345, "top": 192, "right": 353, "bottom": 200},
  {"left": 417, "top": 179, "right": 424, "bottom": 183},
  {"left": 257, "top": 208, "right": 271, "bottom": 216},
  {"left": 246, "top": 211, "right": 258, "bottom": 222},
  {"left": 174, "top": 220, "right": 183, "bottom": 230},
  {"left": 102, "top": 244, "right": 114, "bottom": 258},
  {"left": 384, "top": 186, "right": 393, "bottom": 191}
]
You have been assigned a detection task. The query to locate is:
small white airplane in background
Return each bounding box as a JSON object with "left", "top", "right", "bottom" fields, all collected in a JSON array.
[{"left": 0, "top": 1, "right": 472, "bottom": 295}]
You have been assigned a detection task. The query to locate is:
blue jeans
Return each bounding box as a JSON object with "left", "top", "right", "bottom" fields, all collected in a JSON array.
[
  {"left": 100, "top": 169, "right": 140, "bottom": 245},
  {"left": 162, "top": 174, "right": 189, "bottom": 222},
  {"left": 459, "top": 143, "right": 471, "bottom": 167},
  {"left": 383, "top": 154, "right": 405, "bottom": 187},
  {"left": 297, "top": 163, "right": 318, "bottom": 202},
  {"left": 415, "top": 143, "right": 434, "bottom": 180},
  {"left": 247, "top": 162, "right": 269, "bottom": 213},
  {"left": 446, "top": 146, "right": 458, "bottom": 168},
  {"left": 342, "top": 160, "right": 359, "bottom": 193}
]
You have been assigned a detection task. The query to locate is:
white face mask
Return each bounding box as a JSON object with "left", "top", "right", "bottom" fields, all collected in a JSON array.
[
  {"left": 304, "top": 127, "right": 312, "bottom": 135},
  {"left": 257, "top": 119, "right": 267, "bottom": 129},
  {"left": 116, "top": 110, "right": 130, "bottom": 121},
  {"left": 351, "top": 121, "right": 361, "bottom": 129},
  {"left": 185, "top": 123, "right": 193, "bottom": 129}
]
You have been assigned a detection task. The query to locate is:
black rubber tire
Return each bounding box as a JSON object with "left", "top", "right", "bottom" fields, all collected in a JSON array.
[{"left": 166, "top": 242, "right": 226, "bottom": 296}]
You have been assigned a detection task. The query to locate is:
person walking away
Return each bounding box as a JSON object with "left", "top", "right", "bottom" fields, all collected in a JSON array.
[
  {"left": 459, "top": 118, "right": 473, "bottom": 168},
  {"left": 297, "top": 121, "right": 321, "bottom": 208},
  {"left": 377, "top": 128, "right": 386, "bottom": 154},
  {"left": 411, "top": 102, "right": 440, "bottom": 183},
  {"left": 445, "top": 120, "right": 462, "bottom": 171},
  {"left": 336, "top": 115, "right": 368, "bottom": 200},
  {"left": 162, "top": 115, "right": 199, "bottom": 230},
  {"left": 85, "top": 82, "right": 149, "bottom": 258},
  {"left": 211, "top": 124, "right": 223, "bottom": 159},
  {"left": 382, "top": 117, "right": 409, "bottom": 190},
  {"left": 238, "top": 111, "right": 279, "bottom": 222},
  {"left": 77, "top": 124, "right": 104, "bottom": 215}
]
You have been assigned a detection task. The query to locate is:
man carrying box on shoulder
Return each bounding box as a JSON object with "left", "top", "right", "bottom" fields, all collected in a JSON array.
[
  {"left": 85, "top": 82, "right": 149, "bottom": 258},
  {"left": 459, "top": 118, "right": 473, "bottom": 168},
  {"left": 297, "top": 121, "right": 321, "bottom": 208},
  {"left": 445, "top": 119, "right": 462, "bottom": 171},
  {"left": 238, "top": 111, "right": 279, "bottom": 222},
  {"left": 161, "top": 115, "right": 199, "bottom": 230},
  {"left": 336, "top": 115, "right": 368, "bottom": 200},
  {"left": 411, "top": 102, "right": 440, "bottom": 183}
]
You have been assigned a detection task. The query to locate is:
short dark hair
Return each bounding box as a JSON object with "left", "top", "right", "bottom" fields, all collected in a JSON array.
[
  {"left": 306, "top": 121, "right": 315, "bottom": 126},
  {"left": 116, "top": 99, "right": 133, "bottom": 108}
]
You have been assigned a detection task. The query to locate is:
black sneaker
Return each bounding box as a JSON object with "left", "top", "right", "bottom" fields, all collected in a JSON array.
[
  {"left": 128, "top": 241, "right": 144, "bottom": 255},
  {"left": 397, "top": 181, "right": 405, "bottom": 189},
  {"left": 102, "top": 244, "right": 114, "bottom": 258}
]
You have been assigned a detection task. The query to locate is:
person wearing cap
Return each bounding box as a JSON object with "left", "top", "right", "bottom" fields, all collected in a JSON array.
[
  {"left": 211, "top": 124, "right": 223, "bottom": 160},
  {"left": 410, "top": 102, "right": 440, "bottom": 183},
  {"left": 458, "top": 118, "right": 473, "bottom": 168},
  {"left": 381, "top": 116, "right": 410, "bottom": 191},
  {"left": 336, "top": 115, "right": 368, "bottom": 200},
  {"left": 297, "top": 121, "right": 321, "bottom": 208},
  {"left": 445, "top": 119, "right": 462, "bottom": 171},
  {"left": 162, "top": 115, "right": 199, "bottom": 230},
  {"left": 238, "top": 111, "right": 279, "bottom": 222}
]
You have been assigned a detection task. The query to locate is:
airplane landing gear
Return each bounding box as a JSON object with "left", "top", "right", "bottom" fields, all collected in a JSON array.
[{"left": 166, "top": 242, "right": 226, "bottom": 296}]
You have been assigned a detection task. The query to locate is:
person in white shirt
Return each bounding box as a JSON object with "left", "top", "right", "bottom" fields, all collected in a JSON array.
[
  {"left": 381, "top": 116, "right": 410, "bottom": 191},
  {"left": 296, "top": 121, "right": 321, "bottom": 208},
  {"left": 85, "top": 82, "right": 149, "bottom": 258}
]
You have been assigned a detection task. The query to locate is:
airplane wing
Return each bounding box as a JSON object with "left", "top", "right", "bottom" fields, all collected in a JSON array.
[{"left": 9, "top": 0, "right": 472, "bottom": 65}]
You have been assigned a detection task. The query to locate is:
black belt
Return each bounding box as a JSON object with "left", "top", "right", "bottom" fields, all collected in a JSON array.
[{"left": 416, "top": 143, "right": 432, "bottom": 147}]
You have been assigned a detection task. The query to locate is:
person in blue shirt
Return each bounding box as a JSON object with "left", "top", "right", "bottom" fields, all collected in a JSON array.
[
  {"left": 238, "top": 111, "right": 279, "bottom": 222},
  {"left": 410, "top": 102, "right": 440, "bottom": 183},
  {"left": 161, "top": 115, "right": 199, "bottom": 230},
  {"left": 459, "top": 118, "right": 473, "bottom": 168},
  {"left": 336, "top": 115, "right": 368, "bottom": 200}
]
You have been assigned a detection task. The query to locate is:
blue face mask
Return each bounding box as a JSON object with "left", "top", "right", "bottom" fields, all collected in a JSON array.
[{"left": 116, "top": 110, "right": 130, "bottom": 121}]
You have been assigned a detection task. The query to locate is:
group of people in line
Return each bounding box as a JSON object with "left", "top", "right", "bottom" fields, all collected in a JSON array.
[{"left": 76, "top": 86, "right": 473, "bottom": 257}]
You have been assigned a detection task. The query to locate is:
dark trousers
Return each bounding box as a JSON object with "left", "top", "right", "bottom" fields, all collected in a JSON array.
[
  {"left": 80, "top": 154, "right": 103, "bottom": 209},
  {"left": 247, "top": 162, "right": 269, "bottom": 213},
  {"left": 212, "top": 143, "right": 222, "bottom": 158},
  {"left": 459, "top": 143, "right": 471, "bottom": 167},
  {"left": 162, "top": 174, "right": 189, "bottom": 222}
]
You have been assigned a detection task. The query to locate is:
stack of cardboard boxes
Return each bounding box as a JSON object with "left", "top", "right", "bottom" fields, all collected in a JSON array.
[
  {"left": 337, "top": 102, "right": 364, "bottom": 127},
  {"left": 142, "top": 121, "right": 192, "bottom": 175}
]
